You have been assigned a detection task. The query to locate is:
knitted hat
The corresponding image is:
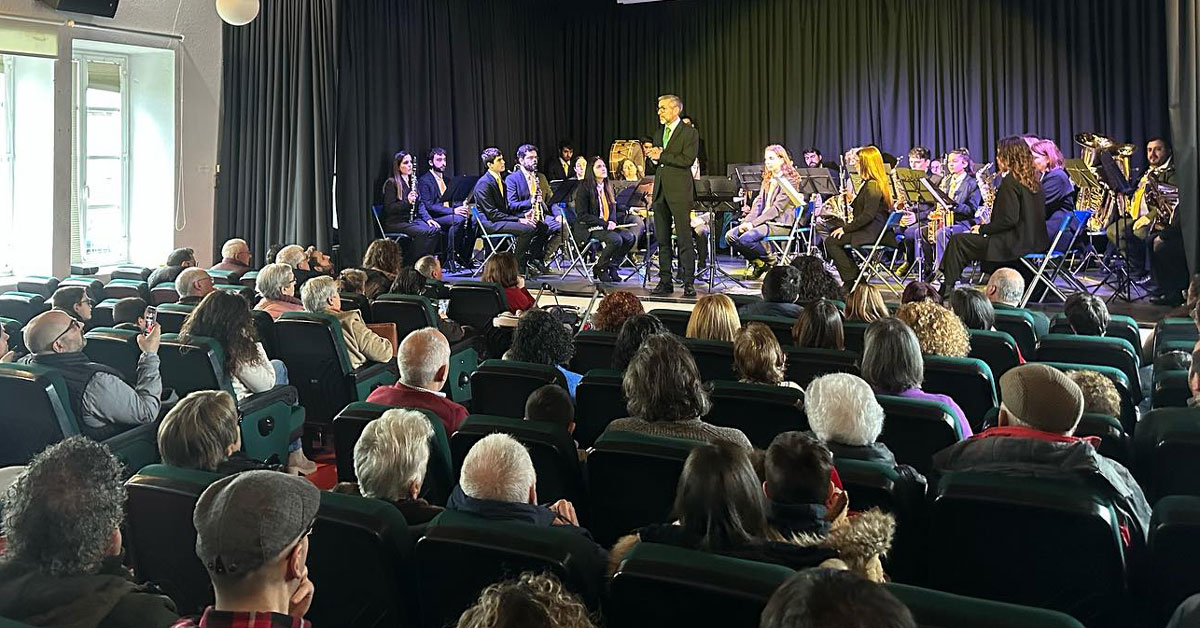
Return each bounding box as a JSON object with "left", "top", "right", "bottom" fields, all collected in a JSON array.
[{"left": 999, "top": 363, "right": 1084, "bottom": 434}]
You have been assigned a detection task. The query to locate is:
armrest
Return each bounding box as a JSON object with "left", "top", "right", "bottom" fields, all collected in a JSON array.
[
  {"left": 237, "top": 385, "right": 299, "bottom": 415},
  {"left": 351, "top": 361, "right": 392, "bottom": 384}
]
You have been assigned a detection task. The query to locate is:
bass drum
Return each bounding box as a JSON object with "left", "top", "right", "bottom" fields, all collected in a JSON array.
[{"left": 608, "top": 140, "right": 646, "bottom": 179}]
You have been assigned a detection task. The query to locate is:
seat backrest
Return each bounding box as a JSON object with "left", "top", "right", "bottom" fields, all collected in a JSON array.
[
  {"left": 239, "top": 270, "right": 259, "bottom": 288},
  {"left": 59, "top": 276, "right": 104, "bottom": 303},
  {"left": 450, "top": 414, "right": 583, "bottom": 504},
  {"left": 0, "top": 317, "right": 25, "bottom": 354},
  {"left": 876, "top": 394, "right": 962, "bottom": 476},
  {"left": 843, "top": 320, "right": 870, "bottom": 353},
  {"left": 922, "top": 355, "right": 997, "bottom": 432},
  {"left": 967, "top": 329, "right": 1021, "bottom": 380},
  {"left": 1149, "top": 496, "right": 1200, "bottom": 626},
  {"left": 783, "top": 346, "right": 860, "bottom": 387},
  {"left": 1035, "top": 334, "right": 1141, "bottom": 403},
  {"left": 110, "top": 265, "right": 152, "bottom": 282},
  {"left": 0, "top": 364, "right": 76, "bottom": 466},
  {"left": 1076, "top": 412, "right": 1130, "bottom": 465},
  {"left": 574, "top": 369, "right": 627, "bottom": 448},
  {"left": 1153, "top": 369, "right": 1191, "bottom": 409},
  {"left": 371, "top": 294, "right": 438, "bottom": 343},
  {"left": 469, "top": 359, "right": 567, "bottom": 418},
  {"left": 339, "top": 292, "right": 372, "bottom": 323},
  {"left": 149, "top": 284, "right": 180, "bottom": 305},
  {"left": 333, "top": 402, "right": 454, "bottom": 505},
  {"left": 742, "top": 314, "right": 795, "bottom": 348},
  {"left": 727, "top": 293, "right": 763, "bottom": 308},
  {"left": 158, "top": 334, "right": 230, "bottom": 396},
  {"left": 834, "top": 457, "right": 926, "bottom": 582},
  {"left": 89, "top": 298, "right": 118, "bottom": 329},
  {"left": 1133, "top": 407, "right": 1200, "bottom": 501},
  {"left": 155, "top": 302, "right": 195, "bottom": 334},
  {"left": 570, "top": 330, "right": 618, "bottom": 373},
  {"left": 1050, "top": 314, "right": 1142, "bottom": 362},
  {"left": 448, "top": 281, "right": 508, "bottom": 330},
  {"left": 250, "top": 309, "right": 278, "bottom": 359},
  {"left": 607, "top": 542, "right": 793, "bottom": 628},
  {"left": 929, "top": 471, "right": 1126, "bottom": 626},
  {"left": 15, "top": 275, "right": 59, "bottom": 298},
  {"left": 886, "top": 582, "right": 1087, "bottom": 628},
  {"left": 681, "top": 338, "right": 736, "bottom": 382},
  {"left": 1035, "top": 361, "right": 1137, "bottom": 433},
  {"left": 705, "top": 380, "right": 806, "bottom": 448},
  {"left": 83, "top": 327, "right": 143, "bottom": 382},
  {"left": 585, "top": 430, "right": 698, "bottom": 546},
  {"left": 275, "top": 311, "right": 357, "bottom": 425},
  {"left": 1154, "top": 317, "right": 1199, "bottom": 354},
  {"left": 646, "top": 308, "right": 690, "bottom": 337},
  {"left": 993, "top": 309, "right": 1038, "bottom": 358},
  {"left": 0, "top": 292, "right": 48, "bottom": 325},
  {"left": 415, "top": 509, "right": 606, "bottom": 628},
  {"left": 103, "top": 279, "right": 149, "bottom": 301},
  {"left": 206, "top": 268, "right": 245, "bottom": 284}
]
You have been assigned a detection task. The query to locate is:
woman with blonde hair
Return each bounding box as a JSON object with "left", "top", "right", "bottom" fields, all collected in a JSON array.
[
  {"left": 686, "top": 293, "right": 740, "bottom": 342},
  {"left": 734, "top": 323, "right": 801, "bottom": 390},
  {"left": 845, "top": 283, "right": 889, "bottom": 323},
  {"left": 725, "top": 145, "right": 803, "bottom": 278},
  {"left": 895, "top": 300, "right": 970, "bottom": 358},
  {"left": 823, "top": 145, "right": 895, "bottom": 284},
  {"left": 157, "top": 390, "right": 280, "bottom": 475}
]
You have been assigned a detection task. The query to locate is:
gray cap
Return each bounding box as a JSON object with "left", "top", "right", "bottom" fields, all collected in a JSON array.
[
  {"left": 999, "top": 363, "right": 1084, "bottom": 434},
  {"left": 194, "top": 470, "right": 320, "bottom": 576}
]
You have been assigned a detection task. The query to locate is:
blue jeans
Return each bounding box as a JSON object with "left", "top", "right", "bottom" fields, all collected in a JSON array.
[{"left": 270, "top": 360, "right": 303, "bottom": 454}]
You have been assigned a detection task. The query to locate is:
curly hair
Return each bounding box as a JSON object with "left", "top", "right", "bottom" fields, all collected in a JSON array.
[
  {"left": 362, "top": 239, "right": 402, "bottom": 278},
  {"left": 896, "top": 300, "right": 970, "bottom": 358},
  {"left": 734, "top": 322, "right": 787, "bottom": 384},
  {"left": 686, "top": 294, "right": 740, "bottom": 342},
  {"left": 591, "top": 291, "right": 644, "bottom": 332},
  {"left": 455, "top": 572, "right": 598, "bottom": 628},
  {"left": 789, "top": 255, "right": 843, "bottom": 303},
  {"left": 510, "top": 309, "right": 574, "bottom": 366},
  {"left": 1066, "top": 370, "right": 1122, "bottom": 419},
  {"left": 3, "top": 437, "right": 126, "bottom": 576},
  {"left": 179, "top": 290, "right": 262, "bottom": 376},
  {"left": 624, "top": 334, "right": 711, "bottom": 422},
  {"left": 996, "top": 135, "right": 1040, "bottom": 194},
  {"left": 612, "top": 314, "right": 666, "bottom": 370}
]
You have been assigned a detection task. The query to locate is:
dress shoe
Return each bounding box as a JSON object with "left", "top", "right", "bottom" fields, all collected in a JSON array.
[
  {"left": 606, "top": 266, "right": 621, "bottom": 282},
  {"left": 1151, "top": 293, "right": 1185, "bottom": 307},
  {"left": 650, "top": 282, "right": 674, "bottom": 296},
  {"left": 682, "top": 285, "right": 697, "bottom": 298}
]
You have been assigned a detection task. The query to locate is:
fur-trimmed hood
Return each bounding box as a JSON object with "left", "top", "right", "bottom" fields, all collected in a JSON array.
[{"left": 791, "top": 508, "right": 896, "bottom": 580}]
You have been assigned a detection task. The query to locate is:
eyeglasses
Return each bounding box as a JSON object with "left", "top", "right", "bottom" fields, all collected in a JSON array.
[{"left": 50, "top": 319, "right": 82, "bottom": 348}]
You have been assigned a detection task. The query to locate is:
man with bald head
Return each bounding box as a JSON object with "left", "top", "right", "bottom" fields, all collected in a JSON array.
[
  {"left": 365, "top": 327, "right": 467, "bottom": 433},
  {"left": 25, "top": 309, "right": 163, "bottom": 438},
  {"left": 984, "top": 268, "right": 1050, "bottom": 338}
]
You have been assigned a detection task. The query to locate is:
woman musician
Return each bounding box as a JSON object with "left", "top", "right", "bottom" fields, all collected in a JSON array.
[
  {"left": 574, "top": 156, "right": 636, "bottom": 282},
  {"left": 724, "top": 145, "right": 802, "bottom": 278},
  {"left": 382, "top": 150, "right": 441, "bottom": 260},
  {"left": 924, "top": 149, "right": 983, "bottom": 273},
  {"left": 823, "top": 145, "right": 895, "bottom": 285},
  {"left": 1031, "top": 139, "right": 1078, "bottom": 252}
]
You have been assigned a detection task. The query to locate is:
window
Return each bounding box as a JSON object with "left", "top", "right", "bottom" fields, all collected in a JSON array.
[
  {"left": 0, "top": 52, "right": 54, "bottom": 278},
  {"left": 72, "top": 54, "right": 129, "bottom": 266}
]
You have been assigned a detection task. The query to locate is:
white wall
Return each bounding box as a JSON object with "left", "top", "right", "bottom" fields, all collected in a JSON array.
[{"left": 0, "top": 0, "right": 222, "bottom": 270}]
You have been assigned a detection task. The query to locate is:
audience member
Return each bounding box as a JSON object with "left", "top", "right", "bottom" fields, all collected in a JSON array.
[
  {"left": 455, "top": 572, "right": 598, "bottom": 628},
  {"left": 301, "top": 276, "right": 392, "bottom": 369},
  {"left": 51, "top": 286, "right": 93, "bottom": 323},
  {"left": 1064, "top": 292, "right": 1110, "bottom": 336},
  {"left": 1169, "top": 592, "right": 1200, "bottom": 628},
  {"left": 335, "top": 268, "right": 369, "bottom": 296},
  {"left": 26, "top": 310, "right": 162, "bottom": 438},
  {"left": 1190, "top": 349, "right": 1200, "bottom": 407},
  {"left": 333, "top": 408, "right": 444, "bottom": 526},
  {"left": 1066, "top": 369, "right": 1122, "bottom": 419},
  {"left": 175, "top": 470, "right": 319, "bottom": 627},
  {"left": 176, "top": 267, "right": 215, "bottom": 306},
  {"left": 739, "top": 265, "right": 804, "bottom": 319},
  {"left": 590, "top": 291, "right": 644, "bottom": 333},
  {"left": 948, "top": 287, "right": 995, "bottom": 330},
  {"left": 686, "top": 293, "right": 740, "bottom": 342},
  {"left": 0, "top": 438, "right": 180, "bottom": 627},
  {"left": 604, "top": 334, "right": 751, "bottom": 448},
  {"left": 760, "top": 568, "right": 916, "bottom": 628},
  {"left": 791, "top": 298, "right": 844, "bottom": 350},
  {"left": 610, "top": 314, "right": 666, "bottom": 370},
  {"left": 158, "top": 390, "right": 280, "bottom": 475},
  {"left": 509, "top": 309, "right": 582, "bottom": 398},
  {"left": 900, "top": 281, "right": 940, "bottom": 305},
  {"left": 525, "top": 383, "right": 575, "bottom": 434},
  {"left": 860, "top": 318, "right": 971, "bottom": 437},
  {"left": 806, "top": 373, "right": 897, "bottom": 463},
  {"left": 367, "top": 327, "right": 469, "bottom": 433},
  {"left": 483, "top": 252, "right": 536, "bottom": 313},
  {"left": 391, "top": 267, "right": 466, "bottom": 342},
  {"left": 276, "top": 244, "right": 324, "bottom": 287},
  {"left": 734, "top": 323, "right": 801, "bottom": 390},
  {"left": 789, "top": 255, "right": 844, "bottom": 303},
  {"left": 211, "top": 238, "right": 253, "bottom": 274},
  {"left": 360, "top": 238, "right": 403, "bottom": 299},
  {"left": 895, "top": 300, "right": 970, "bottom": 357},
  {"left": 148, "top": 247, "right": 196, "bottom": 288},
  {"left": 985, "top": 268, "right": 1050, "bottom": 337},
  {"left": 0, "top": 327, "right": 14, "bottom": 363},
  {"left": 845, "top": 283, "right": 889, "bottom": 323},
  {"left": 254, "top": 263, "right": 304, "bottom": 320},
  {"left": 414, "top": 255, "right": 449, "bottom": 299},
  {"left": 933, "top": 363, "right": 1151, "bottom": 541},
  {"left": 113, "top": 296, "right": 148, "bottom": 331}
]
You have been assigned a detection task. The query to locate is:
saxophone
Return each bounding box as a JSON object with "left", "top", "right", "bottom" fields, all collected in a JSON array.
[
  {"left": 975, "top": 163, "right": 996, "bottom": 225},
  {"left": 528, "top": 170, "right": 545, "bottom": 223}
]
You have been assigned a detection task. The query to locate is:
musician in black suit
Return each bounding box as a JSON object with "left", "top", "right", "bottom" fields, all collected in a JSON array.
[
  {"left": 940, "top": 136, "right": 1049, "bottom": 298},
  {"left": 472, "top": 147, "right": 549, "bottom": 274},
  {"left": 506, "top": 144, "right": 563, "bottom": 273},
  {"left": 418, "top": 147, "right": 474, "bottom": 268},
  {"left": 646, "top": 94, "right": 700, "bottom": 297},
  {"left": 823, "top": 146, "right": 896, "bottom": 285},
  {"left": 542, "top": 140, "right": 574, "bottom": 181},
  {"left": 382, "top": 151, "right": 440, "bottom": 261},
  {"left": 574, "top": 157, "right": 636, "bottom": 282},
  {"left": 904, "top": 149, "right": 982, "bottom": 274}
]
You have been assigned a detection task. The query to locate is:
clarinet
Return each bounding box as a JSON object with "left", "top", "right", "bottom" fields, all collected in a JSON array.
[{"left": 409, "top": 169, "right": 419, "bottom": 222}]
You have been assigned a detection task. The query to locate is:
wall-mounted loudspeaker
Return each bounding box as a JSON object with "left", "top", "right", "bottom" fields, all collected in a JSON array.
[{"left": 38, "top": 0, "right": 119, "bottom": 19}]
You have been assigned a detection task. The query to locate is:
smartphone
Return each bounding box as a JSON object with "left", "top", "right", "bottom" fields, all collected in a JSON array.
[
  {"left": 438, "top": 299, "right": 450, "bottom": 317},
  {"left": 143, "top": 306, "right": 158, "bottom": 335}
]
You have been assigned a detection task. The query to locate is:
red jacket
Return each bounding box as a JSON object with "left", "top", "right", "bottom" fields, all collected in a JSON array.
[
  {"left": 366, "top": 382, "right": 467, "bottom": 434},
  {"left": 504, "top": 286, "right": 535, "bottom": 313}
]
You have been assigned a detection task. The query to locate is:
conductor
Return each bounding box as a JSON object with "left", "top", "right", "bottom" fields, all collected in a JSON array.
[{"left": 645, "top": 94, "right": 700, "bottom": 297}]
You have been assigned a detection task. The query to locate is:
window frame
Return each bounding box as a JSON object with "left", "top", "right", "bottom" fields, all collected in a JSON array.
[{"left": 73, "top": 51, "right": 131, "bottom": 266}]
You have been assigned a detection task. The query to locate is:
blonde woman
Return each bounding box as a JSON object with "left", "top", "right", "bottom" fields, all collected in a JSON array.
[
  {"left": 823, "top": 146, "right": 896, "bottom": 284},
  {"left": 686, "top": 294, "right": 740, "bottom": 342},
  {"left": 845, "top": 283, "right": 889, "bottom": 323}
]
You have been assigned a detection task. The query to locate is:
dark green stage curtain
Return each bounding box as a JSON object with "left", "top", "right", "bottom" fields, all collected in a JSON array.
[
  {"left": 215, "top": 0, "right": 336, "bottom": 266},
  {"left": 1167, "top": 0, "right": 1198, "bottom": 274},
  {"left": 329, "top": 0, "right": 1167, "bottom": 263}
]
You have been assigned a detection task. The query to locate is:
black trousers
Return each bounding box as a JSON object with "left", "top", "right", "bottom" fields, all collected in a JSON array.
[
  {"left": 823, "top": 233, "right": 860, "bottom": 284},
  {"left": 653, "top": 197, "right": 695, "bottom": 284},
  {"left": 431, "top": 213, "right": 472, "bottom": 265},
  {"left": 940, "top": 232, "right": 988, "bottom": 294},
  {"left": 480, "top": 217, "right": 548, "bottom": 266},
  {"left": 577, "top": 225, "right": 636, "bottom": 270},
  {"left": 387, "top": 220, "right": 440, "bottom": 262},
  {"left": 1151, "top": 225, "right": 1189, "bottom": 297}
]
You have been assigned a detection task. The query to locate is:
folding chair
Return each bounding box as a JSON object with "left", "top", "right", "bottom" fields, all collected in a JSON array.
[
  {"left": 763, "top": 202, "right": 813, "bottom": 265},
  {"left": 369, "top": 204, "right": 412, "bottom": 247},
  {"left": 468, "top": 206, "right": 515, "bottom": 277},
  {"left": 851, "top": 211, "right": 906, "bottom": 294},
  {"left": 1020, "top": 209, "right": 1092, "bottom": 307}
]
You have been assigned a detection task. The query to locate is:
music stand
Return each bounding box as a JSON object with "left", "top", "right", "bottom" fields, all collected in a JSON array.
[
  {"left": 893, "top": 168, "right": 947, "bottom": 280},
  {"left": 732, "top": 164, "right": 764, "bottom": 195},
  {"left": 693, "top": 176, "right": 745, "bottom": 292},
  {"left": 447, "top": 175, "right": 478, "bottom": 205},
  {"left": 1091, "top": 153, "right": 1145, "bottom": 302},
  {"left": 795, "top": 168, "right": 839, "bottom": 198},
  {"left": 547, "top": 179, "right": 580, "bottom": 208}
]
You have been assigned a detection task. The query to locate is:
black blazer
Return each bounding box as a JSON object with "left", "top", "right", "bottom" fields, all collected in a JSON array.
[
  {"left": 417, "top": 171, "right": 455, "bottom": 219},
  {"left": 1040, "top": 168, "right": 1077, "bottom": 219},
  {"left": 505, "top": 169, "right": 563, "bottom": 220},
  {"left": 574, "top": 183, "right": 623, "bottom": 230},
  {"left": 543, "top": 156, "right": 573, "bottom": 181},
  {"left": 382, "top": 177, "right": 428, "bottom": 225},
  {"left": 651, "top": 121, "right": 700, "bottom": 209},
  {"left": 844, "top": 179, "right": 894, "bottom": 246},
  {"left": 472, "top": 172, "right": 514, "bottom": 223},
  {"left": 939, "top": 173, "right": 983, "bottom": 224},
  {"left": 979, "top": 174, "right": 1048, "bottom": 261}
]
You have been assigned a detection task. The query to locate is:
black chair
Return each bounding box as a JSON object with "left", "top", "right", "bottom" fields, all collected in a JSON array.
[
  {"left": 450, "top": 414, "right": 583, "bottom": 505},
  {"left": 783, "top": 347, "right": 859, "bottom": 387},
  {"left": 1149, "top": 496, "right": 1200, "bottom": 626},
  {"left": 110, "top": 265, "right": 152, "bottom": 282},
  {"left": 83, "top": 327, "right": 142, "bottom": 382},
  {"left": 574, "top": 369, "right": 627, "bottom": 448},
  {"left": 835, "top": 457, "right": 926, "bottom": 583},
  {"left": 339, "top": 291, "right": 372, "bottom": 323},
  {"left": 843, "top": 320, "right": 869, "bottom": 353},
  {"left": 1049, "top": 313, "right": 1142, "bottom": 364},
  {"left": 0, "top": 292, "right": 48, "bottom": 324},
  {"left": 1036, "top": 361, "right": 1138, "bottom": 434},
  {"left": 968, "top": 329, "right": 1021, "bottom": 380},
  {"left": 1036, "top": 334, "right": 1142, "bottom": 403},
  {"left": 994, "top": 309, "right": 1038, "bottom": 359},
  {"left": 332, "top": 402, "right": 454, "bottom": 505},
  {"left": 250, "top": 309, "right": 278, "bottom": 359},
  {"left": 103, "top": 279, "right": 149, "bottom": 301},
  {"left": 922, "top": 355, "right": 997, "bottom": 432},
  {"left": 705, "top": 380, "right": 806, "bottom": 449},
  {"left": 1133, "top": 407, "right": 1200, "bottom": 501},
  {"left": 372, "top": 294, "right": 439, "bottom": 342},
  {"left": 876, "top": 394, "right": 963, "bottom": 476},
  {"left": 149, "top": 284, "right": 180, "bottom": 305},
  {"left": 155, "top": 302, "right": 194, "bottom": 335},
  {"left": 58, "top": 276, "right": 104, "bottom": 303},
  {"left": 886, "top": 582, "right": 1088, "bottom": 628},
  {"left": 15, "top": 275, "right": 59, "bottom": 298},
  {"left": 1153, "top": 369, "right": 1191, "bottom": 409},
  {"left": 586, "top": 430, "right": 698, "bottom": 546},
  {"left": 448, "top": 281, "right": 508, "bottom": 330},
  {"left": 682, "top": 338, "right": 736, "bottom": 382},
  {"left": 89, "top": 298, "right": 118, "bottom": 329},
  {"left": 742, "top": 314, "right": 795, "bottom": 348},
  {"left": 727, "top": 293, "right": 763, "bottom": 309},
  {"left": 647, "top": 308, "right": 691, "bottom": 337},
  {"left": 469, "top": 359, "right": 566, "bottom": 418},
  {"left": 570, "top": 330, "right": 618, "bottom": 373}
]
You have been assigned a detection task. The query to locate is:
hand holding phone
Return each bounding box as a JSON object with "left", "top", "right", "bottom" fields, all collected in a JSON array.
[{"left": 142, "top": 306, "right": 158, "bottom": 335}]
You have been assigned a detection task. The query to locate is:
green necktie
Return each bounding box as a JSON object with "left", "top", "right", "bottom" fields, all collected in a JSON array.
[{"left": 663, "top": 124, "right": 672, "bottom": 147}]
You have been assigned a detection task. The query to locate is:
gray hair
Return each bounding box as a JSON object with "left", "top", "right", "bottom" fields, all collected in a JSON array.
[
  {"left": 275, "top": 244, "right": 307, "bottom": 268},
  {"left": 658, "top": 93, "right": 684, "bottom": 110},
  {"left": 175, "top": 267, "right": 212, "bottom": 298},
  {"left": 256, "top": 263, "right": 295, "bottom": 300},
  {"left": 354, "top": 409, "right": 433, "bottom": 502},
  {"left": 986, "top": 268, "right": 1024, "bottom": 306},
  {"left": 221, "top": 238, "right": 249, "bottom": 260},
  {"left": 2, "top": 436, "right": 126, "bottom": 576},
  {"left": 460, "top": 433, "right": 535, "bottom": 503},
  {"left": 301, "top": 275, "right": 338, "bottom": 313},
  {"left": 806, "top": 373, "right": 885, "bottom": 446},
  {"left": 861, "top": 318, "right": 924, "bottom": 393},
  {"left": 399, "top": 327, "right": 449, "bottom": 388},
  {"left": 414, "top": 255, "right": 439, "bottom": 279}
]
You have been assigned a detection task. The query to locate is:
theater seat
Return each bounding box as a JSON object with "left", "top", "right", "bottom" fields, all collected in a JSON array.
[
  {"left": 574, "top": 369, "right": 627, "bottom": 447},
  {"left": 447, "top": 281, "right": 508, "bottom": 330},
  {"left": 834, "top": 457, "right": 926, "bottom": 583},
  {"left": 1153, "top": 369, "right": 1191, "bottom": 409},
  {"left": 967, "top": 329, "right": 1021, "bottom": 379},
  {"left": 727, "top": 293, "right": 762, "bottom": 309},
  {"left": 1155, "top": 317, "right": 1198, "bottom": 355},
  {"left": 705, "top": 380, "right": 806, "bottom": 448},
  {"left": 1049, "top": 313, "right": 1142, "bottom": 364},
  {"left": 783, "top": 347, "right": 859, "bottom": 387},
  {"left": 83, "top": 327, "right": 142, "bottom": 382},
  {"left": 110, "top": 265, "right": 152, "bottom": 282},
  {"left": 206, "top": 268, "right": 244, "bottom": 284},
  {"left": 89, "top": 299, "right": 118, "bottom": 329},
  {"left": 15, "top": 276, "right": 59, "bottom": 299},
  {"left": 876, "top": 395, "right": 963, "bottom": 476},
  {"left": 103, "top": 278, "right": 149, "bottom": 301},
  {"left": 843, "top": 320, "right": 869, "bottom": 353},
  {"left": 886, "top": 582, "right": 1087, "bottom": 628},
  {"left": 251, "top": 309, "right": 278, "bottom": 359},
  {"left": 450, "top": 414, "right": 583, "bottom": 505},
  {"left": 646, "top": 308, "right": 690, "bottom": 337},
  {"left": 149, "top": 284, "right": 180, "bottom": 305},
  {"left": 993, "top": 309, "right": 1038, "bottom": 358},
  {"left": 469, "top": 359, "right": 566, "bottom": 418},
  {"left": 742, "top": 314, "right": 795, "bottom": 348},
  {"left": 339, "top": 292, "right": 372, "bottom": 323},
  {"left": 570, "top": 330, "right": 618, "bottom": 373},
  {"left": 155, "top": 302, "right": 194, "bottom": 334},
  {"left": 415, "top": 509, "right": 606, "bottom": 628},
  {"left": 332, "top": 402, "right": 454, "bottom": 505},
  {"left": 1036, "top": 334, "right": 1142, "bottom": 403},
  {"left": 0, "top": 292, "right": 48, "bottom": 325},
  {"left": 58, "top": 276, "right": 104, "bottom": 303},
  {"left": 1036, "top": 361, "right": 1137, "bottom": 434},
  {"left": 1149, "top": 496, "right": 1200, "bottom": 625},
  {"left": 607, "top": 542, "right": 792, "bottom": 628},
  {"left": 682, "top": 338, "right": 736, "bottom": 382},
  {"left": 372, "top": 294, "right": 438, "bottom": 342},
  {"left": 928, "top": 471, "right": 1128, "bottom": 627},
  {"left": 922, "top": 355, "right": 997, "bottom": 431},
  {"left": 586, "top": 431, "right": 697, "bottom": 546},
  {"left": 1133, "top": 407, "right": 1200, "bottom": 501},
  {"left": 238, "top": 270, "right": 258, "bottom": 288}
]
